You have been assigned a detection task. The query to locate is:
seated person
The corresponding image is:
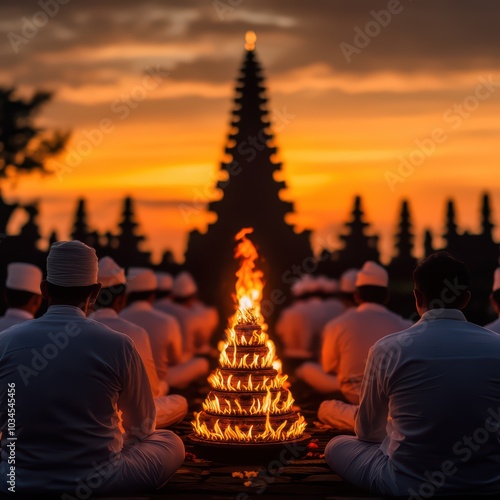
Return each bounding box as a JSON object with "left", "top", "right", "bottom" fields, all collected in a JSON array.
[
  {"left": 92, "top": 257, "right": 188, "bottom": 428},
  {"left": 486, "top": 267, "right": 500, "bottom": 332},
  {"left": 121, "top": 268, "right": 209, "bottom": 389},
  {"left": 325, "top": 252, "right": 500, "bottom": 497},
  {"left": 296, "top": 262, "right": 410, "bottom": 401},
  {"left": 0, "top": 241, "right": 185, "bottom": 494},
  {"left": 0, "top": 262, "right": 43, "bottom": 331}
]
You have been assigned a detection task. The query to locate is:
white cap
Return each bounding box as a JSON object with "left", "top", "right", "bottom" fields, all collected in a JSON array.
[
  {"left": 340, "top": 269, "right": 359, "bottom": 293},
  {"left": 156, "top": 272, "right": 173, "bottom": 292},
  {"left": 291, "top": 275, "right": 318, "bottom": 297},
  {"left": 126, "top": 268, "right": 157, "bottom": 293},
  {"left": 493, "top": 267, "right": 500, "bottom": 291},
  {"left": 173, "top": 271, "right": 197, "bottom": 298},
  {"left": 355, "top": 261, "right": 388, "bottom": 288},
  {"left": 47, "top": 241, "right": 98, "bottom": 287},
  {"left": 316, "top": 276, "right": 338, "bottom": 294},
  {"left": 98, "top": 257, "right": 126, "bottom": 288},
  {"left": 6, "top": 263, "right": 42, "bottom": 295}
]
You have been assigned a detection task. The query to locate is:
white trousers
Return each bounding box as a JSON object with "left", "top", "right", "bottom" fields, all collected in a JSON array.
[
  {"left": 325, "top": 435, "right": 396, "bottom": 496},
  {"left": 166, "top": 357, "right": 209, "bottom": 389},
  {"left": 318, "top": 399, "right": 358, "bottom": 432},
  {"left": 155, "top": 394, "right": 188, "bottom": 428}
]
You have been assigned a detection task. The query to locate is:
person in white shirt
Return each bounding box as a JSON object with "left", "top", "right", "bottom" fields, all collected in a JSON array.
[
  {"left": 121, "top": 268, "right": 209, "bottom": 389},
  {"left": 276, "top": 275, "right": 345, "bottom": 363},
  {"left": 0, "top": 262, "right": 43, "bottom": 332},
  {"left": 92, "top": 257, "right": 187, "bottom": 428},
  {"left": 0, "top": 241, "right": 185, "bottom": 495},
  {"left": 296, "top": 262, "right": 410, "bottom": 405},
  {"left": 485, "top": 267, "right": 500, "bottom": 333},
  {"left": 156, "top": 272, "right": 218, "bottom": 358},
  {"left": 325, "top": 252, "right": 500, "bottom": 497}
]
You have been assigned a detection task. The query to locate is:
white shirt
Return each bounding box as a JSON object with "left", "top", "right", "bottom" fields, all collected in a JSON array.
[
  {"left": 155, "top": 299, "right": 218, "bottom": 357},
  {"left": 322, "top": 303, "right": 411, "bottom": 403},
  {"left": 356, "top": 309, "right": 500, "bottom": 495},
  {"left": 120, "top": 301, "right": 182, "bottom": 380},
  {"left": 91, "top": 308, "right": 163, "bottom": 396},
  {"left": 276, "top": 298, "right": 345, "bottom": 359},
  {"left": 485, "top": 316, "right": 500, "bottom": 334},
  {"left": 0, "top": 305, "right": 155, "bottom": 492},
  {"left": 0, "top": 308, "right": 34, "bottom": 332}
]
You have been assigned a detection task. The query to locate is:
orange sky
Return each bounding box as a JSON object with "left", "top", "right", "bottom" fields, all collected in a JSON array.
[{"left": 2, "top": 1, "right": 500, "bottom": 264}]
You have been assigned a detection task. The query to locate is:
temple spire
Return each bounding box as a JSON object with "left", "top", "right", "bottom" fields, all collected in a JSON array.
[{"left": 185, "top": 35, "right": 312, "bottom": 323}]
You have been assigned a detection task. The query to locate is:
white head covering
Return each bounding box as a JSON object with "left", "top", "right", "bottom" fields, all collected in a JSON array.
[
  {"left": 316, "top": 276, "right": 338, "bottom": 294},
  {"left": 493, "top": 267, "right": 500, "bottom": 292},
  {"left": 98, "top": 257, "right": 126, "bottom": 288},
  {"left": 291, "top": 274, "right": 318, "bottom": 297},
  {"left": 156, "top": 272, "right": 173, "bottom": 292},
  {"left": 340, "top": 269, "right": 359, "bottom": 293},
  {"left": 355, "top": 261, "right": 388, "bottom": 288},
  {"left": 173, "top": 271, "right": 197, "bottom": 298},
  {"left": 47, "top": 241, "right": 98, "bottom": 287},
  {"left": 6, "top": 263, "right": 42, "bottom": 295},
  {"left": 126, "top": 267, "right": 157, "bottom": 293}
]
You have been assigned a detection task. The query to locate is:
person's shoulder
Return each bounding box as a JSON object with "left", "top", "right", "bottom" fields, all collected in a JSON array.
[
  {"left": 324, "top": 308, "right": 357, "bottom": 331},
  {"left": 85, "top": 317, "right": 134, "bottom": 344}
]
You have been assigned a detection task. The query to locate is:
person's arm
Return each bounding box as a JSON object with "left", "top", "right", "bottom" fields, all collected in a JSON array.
[
  {"left": 118, "top": 340, "right": 156, "bottom": 441},
  {"left": 321, "top": 322, "right": 340, "bottom": 374},
  {"left": 168, "top": 316, "right": 185, "bottom": 365},
  {"left": 354, "top": 344, "right": 389, "bottom": 443}
]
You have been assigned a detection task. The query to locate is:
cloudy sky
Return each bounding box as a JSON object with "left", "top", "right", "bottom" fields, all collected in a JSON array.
[{"left": 1, "top": 0, "right": 500, "bottom": 262}]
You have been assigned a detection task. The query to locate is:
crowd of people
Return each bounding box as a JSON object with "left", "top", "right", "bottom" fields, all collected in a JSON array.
[{"left": 1, "top": 240, "right": 500, "bottom": 496}]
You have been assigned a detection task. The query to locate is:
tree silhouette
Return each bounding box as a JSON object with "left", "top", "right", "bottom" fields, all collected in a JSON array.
[
  {"left": 393, "top": 200, "right": 414, "bottom": 260},
  {"left": 70, "top": 198, "right": 90, "bottom": 244},
  {"left": 481, "top": 192, "right": 494, "bottom": 239},
  {"left": 333, "top": 195, "right": 380, "bottom": 270},
  {"left": 0, "top": 88, "right": 68, "bottom": 181}
]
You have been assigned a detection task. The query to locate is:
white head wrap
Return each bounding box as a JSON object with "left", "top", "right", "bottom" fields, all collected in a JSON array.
[
  {"left": 98, "top": 257, "right": 126, "bottom": 288},
  {"left": 340, "top": 269, "right": 359, "bottom": 293},
  {"left": 173, "top": 272, "right": 197, "bottom": 298},
  {"left": 355, "top": 261, "right": 388, "bottom": 288},
  {"left": 156, "top": 272, "right": 173, "bottom": 292},
  {"left": 127, "top": 268, "right": 157, "bottom": 293},
  {"left": 47, "top": 241, "right": 98, "bottom": 287},
  {"left": 6, "top": 263, "right": 43, "bottom": 295}
]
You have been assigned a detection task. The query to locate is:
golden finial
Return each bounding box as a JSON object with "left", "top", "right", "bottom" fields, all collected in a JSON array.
[{"left": 245, "top": 31, "right": 256, "bottom": 51}]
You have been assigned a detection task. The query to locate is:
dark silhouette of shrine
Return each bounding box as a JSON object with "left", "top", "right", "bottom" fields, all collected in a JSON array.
[
  {"left": 184, "top": 32, "right": 312, "bottom": 324},
  {"left": 0, "top": 35, "right": 499, "bottom": 325}
]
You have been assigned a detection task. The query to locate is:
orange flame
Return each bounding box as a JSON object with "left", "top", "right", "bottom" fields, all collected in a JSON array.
[{"left": 192, "top": 227, "right": 306, "bottom": 442}]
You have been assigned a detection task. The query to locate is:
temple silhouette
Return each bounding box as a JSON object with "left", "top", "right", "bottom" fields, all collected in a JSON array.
[
  {"left": 184, "top": 32, "right": 312, "bottom": 324},
  {"left": 0, "top": 34, "right": 499, "bottom": 325}
]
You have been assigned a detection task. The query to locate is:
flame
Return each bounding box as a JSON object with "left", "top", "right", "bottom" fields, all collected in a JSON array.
[
  {"left": 193, "top": 412, "right": 307, "bottom": 443},
  {"left": 245, "top": 30, "right": 256, "bottom": 51},
  {"left": 192, "top": 227, "right": 306, "bottom": 442}
]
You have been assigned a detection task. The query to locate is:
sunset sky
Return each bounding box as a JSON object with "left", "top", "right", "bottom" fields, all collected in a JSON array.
[{"left": 1, "top": 0, "right": 500, "bottom": 264}]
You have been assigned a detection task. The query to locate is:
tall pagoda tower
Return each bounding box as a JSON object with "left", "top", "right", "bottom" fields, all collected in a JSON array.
[{"left": 185, "top": 32, "right": 312, "bottom": 324}]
